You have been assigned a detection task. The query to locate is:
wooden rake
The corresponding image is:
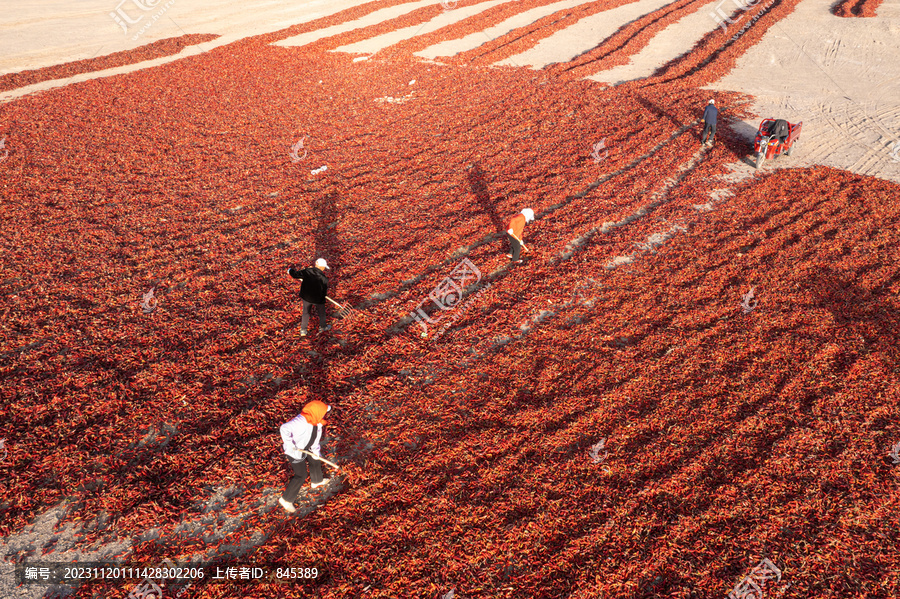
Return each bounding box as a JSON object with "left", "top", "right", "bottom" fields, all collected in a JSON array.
[
  {"left": 296, "top": 449, "right": 340, "bottom": 471},
  {"left": 289, "top": 271, "right": 356, "bottom": 319},
  {"left": 326, "top": 296, "right": 355, "bottom": 319}
]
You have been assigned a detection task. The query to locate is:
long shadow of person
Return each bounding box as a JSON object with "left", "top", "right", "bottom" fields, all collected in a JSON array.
[
  {"left": 635, "top": 94, "right": 686, "bottom": 132},
  {"left": 468, "top": 163, "right": 505, "bottom": 234},
  {"left": 313, "top": 189, "right": 343, "bottom": 298}
]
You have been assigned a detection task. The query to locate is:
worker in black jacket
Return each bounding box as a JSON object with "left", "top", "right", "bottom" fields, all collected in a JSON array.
[
  {"left": 701, "top": 99, "right": 718, "bottom": 146},
  {"left": 288, "top": 258, "right": 331, "bottom": 336}
]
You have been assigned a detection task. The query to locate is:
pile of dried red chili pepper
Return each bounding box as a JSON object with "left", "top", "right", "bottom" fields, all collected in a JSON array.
[
  {"left": 832, "top": 0, "right": 884, "bottom": 17},
  {"left": 1, "top": 3, "right": 898, "bottom": 598}
]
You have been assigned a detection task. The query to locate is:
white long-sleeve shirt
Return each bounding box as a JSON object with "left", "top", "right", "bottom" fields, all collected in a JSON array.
[{"left": 280, "top": 414, "right": 322, "bottom": 460}]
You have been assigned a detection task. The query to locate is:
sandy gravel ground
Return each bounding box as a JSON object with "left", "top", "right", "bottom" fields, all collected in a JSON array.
[{"left": 708, "top": 0, "right": 900, "bottom": 183}]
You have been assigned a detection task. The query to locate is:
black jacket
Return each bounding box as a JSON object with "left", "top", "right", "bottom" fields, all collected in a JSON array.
[
  {"left": 770, "top": 119, "right": 789, "bottom": 140},
  {"left": 289, "top": 267, "right": 329, "bottom": 304},
  {"left": 703, "top": 104, "right": 718, "bottom": 125}
]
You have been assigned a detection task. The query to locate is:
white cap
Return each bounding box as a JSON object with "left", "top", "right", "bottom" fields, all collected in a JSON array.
[
  {"left": 709, "top": 99, "right": 715, "bottom": 104},
  {"left": 521, "top": 208, "right": 535, "bottom": 223},
  {"left": 315, "top": 258, "right": 329, "bottom": 270}
]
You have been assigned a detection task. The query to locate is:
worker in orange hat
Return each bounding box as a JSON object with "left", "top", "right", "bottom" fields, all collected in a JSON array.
[
  {"left": 278, "top": 400, "right": 332, "bottom": 513},
  {"left": 507, "top": 208, "right": 534, "bottom": 263}
]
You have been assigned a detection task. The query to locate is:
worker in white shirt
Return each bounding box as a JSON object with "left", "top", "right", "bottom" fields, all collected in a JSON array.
[{"left": 278, "top": 400, "right": 332, "bottom": 513}]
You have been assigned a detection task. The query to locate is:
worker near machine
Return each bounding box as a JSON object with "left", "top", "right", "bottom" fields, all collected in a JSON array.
[
  {"left": 701, "top": 99, "right": 718, "bottom": 146},
  {"left": 288, "top": 258, "right": 331, "bottom": 336},
  {"left": 507, "top": 208, "right": 535, "bottom": 263},
  {"left": 279, "top": 400, "right": 332, "bottom": 513}
]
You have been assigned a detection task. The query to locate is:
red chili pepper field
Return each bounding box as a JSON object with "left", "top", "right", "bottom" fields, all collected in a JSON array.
[{"left": 1, "top": 1, "right": 899, "bottom": 598}]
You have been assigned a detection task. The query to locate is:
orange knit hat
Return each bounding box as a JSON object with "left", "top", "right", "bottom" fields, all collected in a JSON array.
[{"left": 301, "top": 400, "right": 330, "bottom": 426}]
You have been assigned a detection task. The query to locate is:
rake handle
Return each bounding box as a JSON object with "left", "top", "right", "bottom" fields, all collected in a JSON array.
[
  {"left": 295, "top": 449, "right": 340, "bottom": 470},
  {"left": 288, "top": 273, "right": 342, "bottom": 307},
  {"left": 325, "top": 296, "right": 346, "bottom": 310}
]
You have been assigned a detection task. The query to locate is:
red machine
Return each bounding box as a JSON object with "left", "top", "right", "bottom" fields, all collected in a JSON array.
[{"left": 753, "top": 119, "right": 801, "bottom": 169}]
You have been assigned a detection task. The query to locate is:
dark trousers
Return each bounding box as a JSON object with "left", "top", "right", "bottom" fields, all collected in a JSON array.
[
  {"left": 701, "top": 122, "right": 716, "bottom": 143},
  {"left": 301, "top": 300, "right": 327, "bottom": 332},
  {"left": 507, "top": 233, "right": 521, "bottom": 261},
  {"left": 282, "top": 454, "right": 325, "bottom": 502}
]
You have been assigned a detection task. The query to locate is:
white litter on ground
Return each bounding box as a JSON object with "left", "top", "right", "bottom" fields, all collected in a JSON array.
[{"left": 375, "top": 93, "right": 415, "bottom": 104}]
